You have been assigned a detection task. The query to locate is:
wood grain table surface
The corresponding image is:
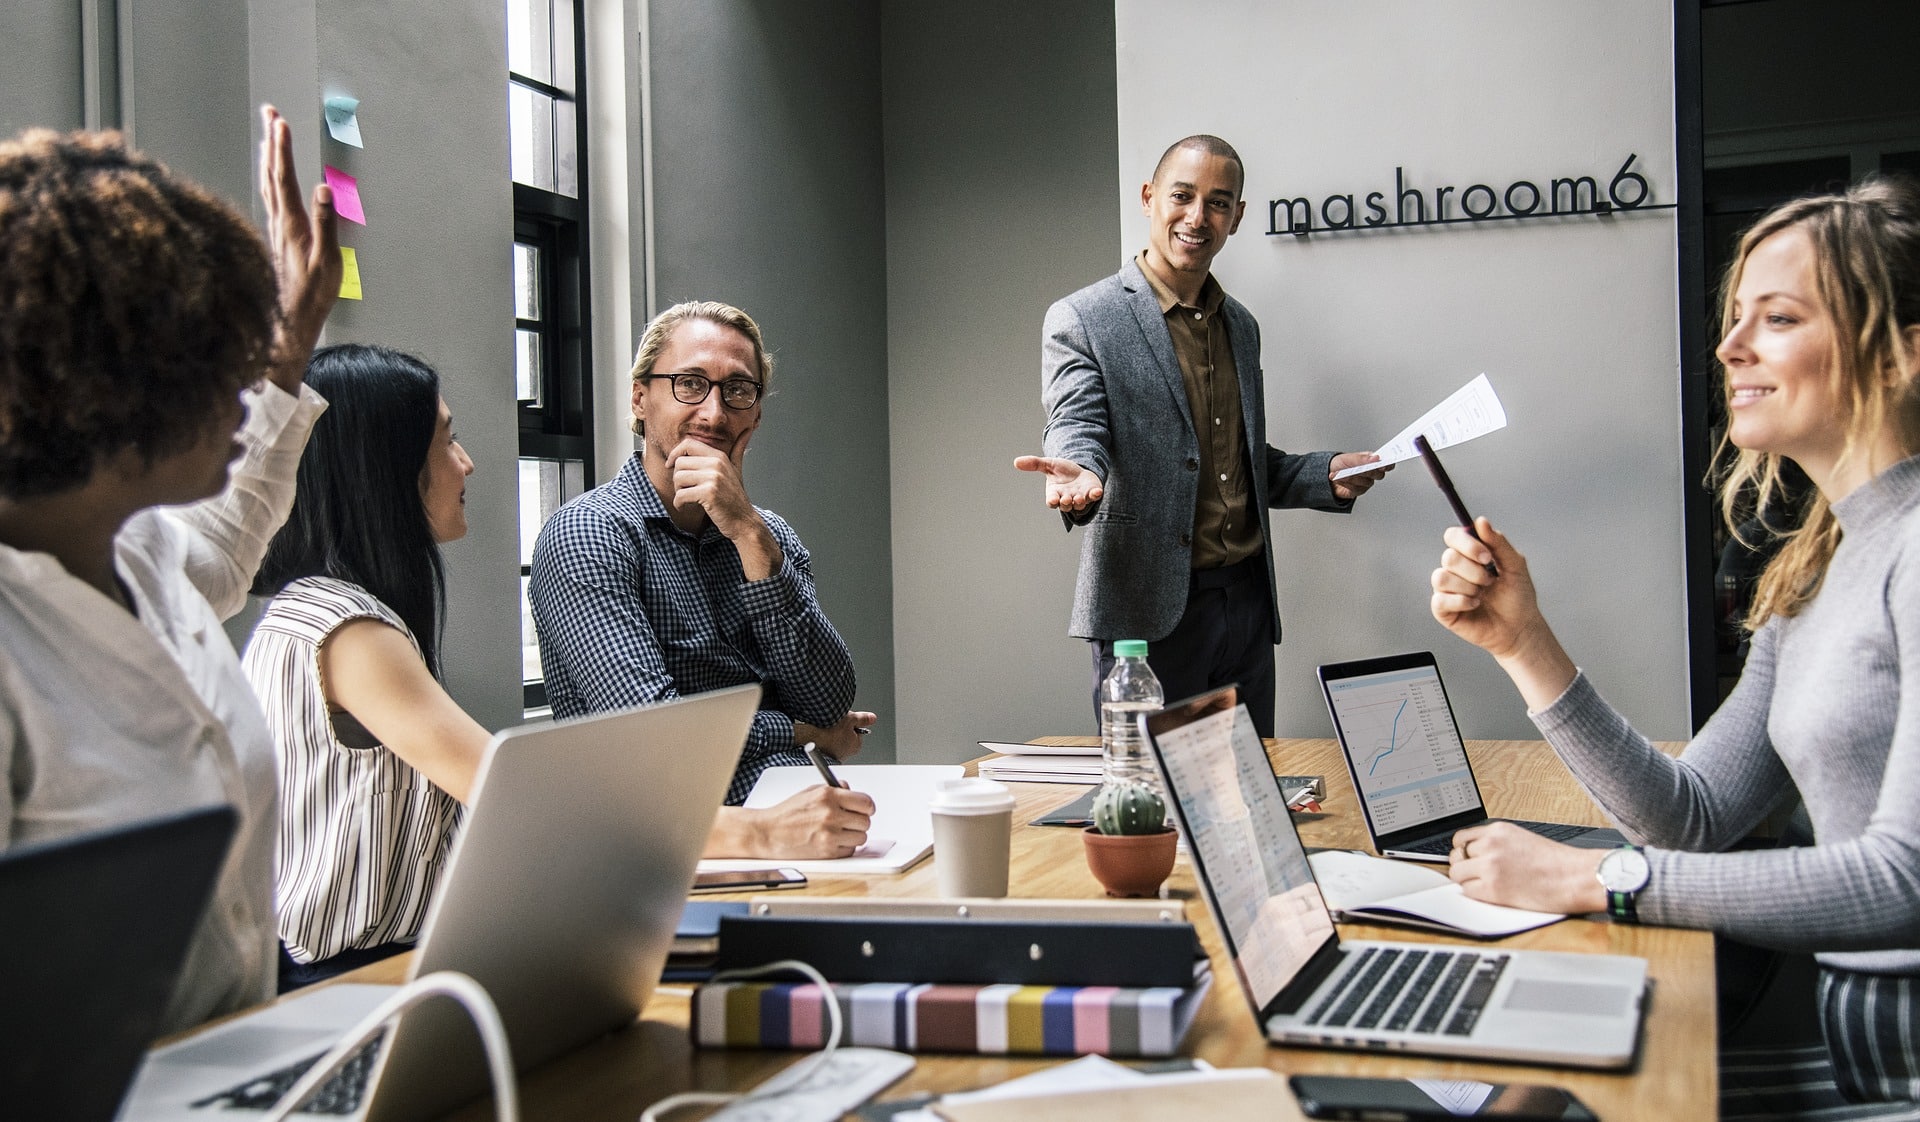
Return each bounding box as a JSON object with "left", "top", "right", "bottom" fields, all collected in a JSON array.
[{"left": 318, "top": 737, "right": 1715, "bottom": 1120}]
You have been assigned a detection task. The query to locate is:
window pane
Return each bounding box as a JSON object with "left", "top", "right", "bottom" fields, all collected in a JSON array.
[
  {"left": 518, "top": 457, "right": 584, "bottom": 566},
  {"left": 513, "top": 242, "right": 541, "bottom": 319},
  {"left": 506, "top": 0, "right": 551, "bottom": 85},
  {"left": 521, "top": 575, "right": 542, "bottom": 683},
  {"left": 508, "top": 84, "right": 554, "bottom": 192},
  {"left": 553, "top": 97, "right": 578, "bottom": 197},
  {"left": 515, "top": 329, "right": 542, "bottom": 404}
]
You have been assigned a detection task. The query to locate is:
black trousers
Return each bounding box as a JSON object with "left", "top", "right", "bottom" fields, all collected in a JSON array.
[{"left": 1090, "top": 552, "right": 1277, "bottom": 738}]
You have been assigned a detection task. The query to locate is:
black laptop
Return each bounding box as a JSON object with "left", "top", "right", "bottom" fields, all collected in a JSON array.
[
  {"left": 1317, "top": 652, "right": 1624, "bottom": 862},
  {"left": 0, "top": 805, "right": 236, "bottom": 1122}
]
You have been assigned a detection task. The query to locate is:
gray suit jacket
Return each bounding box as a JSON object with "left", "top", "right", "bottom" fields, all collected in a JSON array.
[{"left": 1041, "top": 260, "right": 1347, "bottom": 642}]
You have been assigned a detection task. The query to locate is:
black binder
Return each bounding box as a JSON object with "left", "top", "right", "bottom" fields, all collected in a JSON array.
[{"left": 713, "top": 914, "right": 1200, "bottom": 987}]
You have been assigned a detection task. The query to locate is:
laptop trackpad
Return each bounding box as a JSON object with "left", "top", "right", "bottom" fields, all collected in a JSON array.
[{"left": 1502, "top": 979, "right": 1633, "bottom": 1017}]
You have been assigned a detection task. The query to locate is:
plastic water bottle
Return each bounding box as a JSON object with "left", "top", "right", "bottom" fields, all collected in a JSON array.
[{"left": 1100, "top": 640, "right": 1165, "bottom": 793}]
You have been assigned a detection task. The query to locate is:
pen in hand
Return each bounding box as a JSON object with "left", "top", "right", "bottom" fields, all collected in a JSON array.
[
  {"left": 1413, "top": 434, "right": 1498, "bottom": 578},
  {"left": 804, "top": 742, "right": 846, "bottom": 789}
]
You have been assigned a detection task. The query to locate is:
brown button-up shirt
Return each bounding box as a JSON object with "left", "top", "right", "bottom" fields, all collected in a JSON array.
[{"left": 1136, "top": 251, "right": 1261, "bottom": 570}]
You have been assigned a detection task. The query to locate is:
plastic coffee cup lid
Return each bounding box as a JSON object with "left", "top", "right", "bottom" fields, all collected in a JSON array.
[{"left": 930, "top": 777, "right": 1015, "bottom": 814}]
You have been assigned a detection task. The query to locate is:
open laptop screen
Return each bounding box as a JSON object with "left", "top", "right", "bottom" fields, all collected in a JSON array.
[
  {"left": 1319, "top": 653, "right": 1486, "bottom": 838},
  {"left": 1145, "top": 687, "right": 1335, "bottom": 1013}
]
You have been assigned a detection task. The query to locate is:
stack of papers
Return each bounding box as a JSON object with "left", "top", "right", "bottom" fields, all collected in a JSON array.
[{"left": 976, "top": 742, "right": 1102, "bottom": 785}]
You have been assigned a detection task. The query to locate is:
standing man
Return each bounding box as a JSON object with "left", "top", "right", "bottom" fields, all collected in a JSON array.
[
  {"left": 531, "top": 300, "right": 876, "bottom": 858},
  {"left": 1016, "top": 135, "right": 1388, "bottom": 736}
]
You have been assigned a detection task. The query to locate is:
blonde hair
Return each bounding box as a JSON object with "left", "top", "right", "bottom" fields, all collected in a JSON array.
[
  {"left": 1717, "top": 177, "right": 1920, "bottom": 628},
  {"left": 628, "top": 300, "right": 773, "bottom": 436}
]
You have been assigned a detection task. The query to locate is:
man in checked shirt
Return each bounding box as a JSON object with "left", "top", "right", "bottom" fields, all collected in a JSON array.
[{"left": 530, "top": 300, "right": 875, "bottom": 858}]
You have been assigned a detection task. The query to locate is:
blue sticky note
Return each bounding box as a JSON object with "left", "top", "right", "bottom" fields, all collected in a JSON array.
[{"left": 323, "top": 95, "right": 363, "bottom": 148}]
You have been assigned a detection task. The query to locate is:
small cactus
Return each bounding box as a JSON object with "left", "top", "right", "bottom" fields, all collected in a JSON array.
[{"left": 1093, "top": 781, "right": 1167, "bottom": 835}]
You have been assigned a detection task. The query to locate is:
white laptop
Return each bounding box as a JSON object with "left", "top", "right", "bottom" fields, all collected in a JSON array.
[
  {"left": 121, "top": 684, "right": 760, "bottom": 1121},
  {"left": 1317, "top": 652, "right": 1625, "bottom": 862},
  {"left": 1143, "top": 685, "right": 1649, "bottom": 1069}
]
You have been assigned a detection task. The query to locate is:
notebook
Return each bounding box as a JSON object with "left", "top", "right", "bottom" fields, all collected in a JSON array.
[
  {"left": 0, "top": 805, "right": 235, "bottom": 1122},
  {"left": 1317, "top": 652, "right": 1625, "bottom": 862},
  {"left": 697, "top": 763, "right": 963, "bottom": 875},
  {"left": 1144, "top": 685, "right": 1649, "bottom": 1068},
  {"left": 122, "top": 684, "right": 760, "bottom": 1122}
]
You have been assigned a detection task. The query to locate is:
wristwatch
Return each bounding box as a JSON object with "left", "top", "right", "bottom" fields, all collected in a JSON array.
[{"left": 1595, "top": 845, "right": 1650, "bottom": 923}]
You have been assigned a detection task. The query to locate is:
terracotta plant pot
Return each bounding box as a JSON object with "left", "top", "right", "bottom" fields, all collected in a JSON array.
[{"left": 1082, "top": 827, "right": 1177, "bottom": 898}]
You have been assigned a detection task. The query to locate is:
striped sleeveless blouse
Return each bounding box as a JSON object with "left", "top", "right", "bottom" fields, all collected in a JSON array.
[{"left": 242, "top": 576, "right": 463, "bottom": 964}]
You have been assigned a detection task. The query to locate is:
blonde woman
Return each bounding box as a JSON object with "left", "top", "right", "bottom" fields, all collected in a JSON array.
[{"left": 1431, "top": 179, "right": 1920, "bottom": 1118}]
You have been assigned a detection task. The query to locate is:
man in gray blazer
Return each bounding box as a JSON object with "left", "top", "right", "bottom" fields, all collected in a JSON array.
[{"left": 1016, "top": 135, "right": 1387, "bottom": 736}]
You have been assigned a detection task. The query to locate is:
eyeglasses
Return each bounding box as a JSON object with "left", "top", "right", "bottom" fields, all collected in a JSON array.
[{"left": 642, "top": 372, "right": 764, "bottom": 411}]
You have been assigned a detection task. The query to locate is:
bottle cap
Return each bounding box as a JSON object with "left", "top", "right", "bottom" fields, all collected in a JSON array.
[{"left": 1113, "top": 639, "right": 1148, "bottom": 658}]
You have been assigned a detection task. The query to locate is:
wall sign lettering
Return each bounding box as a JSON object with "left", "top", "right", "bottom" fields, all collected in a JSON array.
[{"left": 1266, "top": 154, "right": 1673, "bottom": 238}]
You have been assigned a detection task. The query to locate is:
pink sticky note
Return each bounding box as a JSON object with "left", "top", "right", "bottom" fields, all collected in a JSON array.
[{"left": 323, "top": 166, "right": 366, "bottom": 225}]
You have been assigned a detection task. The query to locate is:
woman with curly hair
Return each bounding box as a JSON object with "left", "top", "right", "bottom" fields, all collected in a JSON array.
[
  {"left": 1431, "top": 178, "right": 1920, "bottom": 1119},
  {"left": 0, "top": 107, "right": 338, "bottom": 1033}
]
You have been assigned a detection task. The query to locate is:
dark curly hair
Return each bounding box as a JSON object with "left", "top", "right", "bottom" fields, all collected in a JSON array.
[{"left": 0, "top": 129, "right": 277, "bottom": 499}]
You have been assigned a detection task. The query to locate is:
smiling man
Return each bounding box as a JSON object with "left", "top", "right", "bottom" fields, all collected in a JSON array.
[
  {"left": 529, "top": 300, "right": 876, "bottom": 859},
  {"left": 1016, "top": 135, "right": 1389, "bottom": 736}
]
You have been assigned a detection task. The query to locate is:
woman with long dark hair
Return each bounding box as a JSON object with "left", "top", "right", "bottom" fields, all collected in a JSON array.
[
  {"left": 245, "top": 343, "right": 481, "bottom": 988},
  {"left": 1431, "top": 178, "right": 1920, "bottom": 1118}
]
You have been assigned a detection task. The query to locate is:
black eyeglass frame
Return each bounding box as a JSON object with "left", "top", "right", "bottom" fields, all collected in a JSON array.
[{"left": 642, "top": 372, "right": 764, "bottom": 410}]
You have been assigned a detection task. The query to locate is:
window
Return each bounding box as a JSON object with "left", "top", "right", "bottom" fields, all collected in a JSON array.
[{"left": 510, "top": 0, "right": 592, "bottom": 712}]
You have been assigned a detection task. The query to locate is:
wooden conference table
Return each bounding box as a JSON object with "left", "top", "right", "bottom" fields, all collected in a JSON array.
[{"left": 338, "top": 737, "right": 1714, "bottom": 1120}]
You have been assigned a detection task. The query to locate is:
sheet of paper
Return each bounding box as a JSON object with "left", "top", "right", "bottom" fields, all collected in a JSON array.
[
  {"left": 323, "top": 95, "right": 364, "bottom": 147},
  {"left": 1332, "top": 372, "right": 1507, "bottom": 478},
  {"left": 696, "top": 764, "right": 962, "bottom": 875},
  {"left": 323, "top": 166, "right": 367, "bottom": 225},
  {"left": 978, "top": 741, "right": 1098, "bottom": 757},
  {"left": 337, "top": 246, "right": 362, "bottom": 300}
]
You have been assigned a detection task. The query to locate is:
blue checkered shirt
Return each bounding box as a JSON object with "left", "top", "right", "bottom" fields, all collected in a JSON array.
[{"left": 528, "top": 454, "right": 857, "bottom": 804}]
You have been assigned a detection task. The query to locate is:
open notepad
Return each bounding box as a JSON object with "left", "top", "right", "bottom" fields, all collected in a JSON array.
[
  {"left": 697, "top": 764, "right": 964, "bottom": 875},
  {"left": 1306, "top": 849, "right": 1563, "bottom": 938}
]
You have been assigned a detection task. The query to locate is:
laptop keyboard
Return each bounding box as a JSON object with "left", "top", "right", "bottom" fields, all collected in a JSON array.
[
  {"left": 190, "top": 1036, "right": 382, "bottom": 1114},
  {"left": 1303, "top": 947, "right": 1510, "bottom": 1038}
]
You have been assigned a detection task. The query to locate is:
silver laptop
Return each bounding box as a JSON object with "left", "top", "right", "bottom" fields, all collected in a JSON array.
[
  {"left": 1144, "top": 685, "right": 1648, "bottom": 1069},
  {"left": 1317, "top": 652, "right": 1625, "bottom": 862},
  {"left": 121, "top": 684, "right": 760, "bottom": 1121}
]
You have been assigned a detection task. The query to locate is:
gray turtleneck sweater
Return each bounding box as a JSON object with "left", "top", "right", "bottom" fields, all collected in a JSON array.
[{"left": 1531, "top": 456, "right": 1920, "bottom": 974}]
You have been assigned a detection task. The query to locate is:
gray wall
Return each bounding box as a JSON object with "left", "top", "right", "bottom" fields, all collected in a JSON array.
[
  {"left": 3, "top": 1, "right": 524, "bottom": 733},
  {"left": 882, "top": 0, "right": 1121, "bottom": 758},
  {"left": 0, "top": 2, "right": 85, "bottom": 136},
  {"left": 1114, "top": 0, "right": 1689, "bottom": 741},
  {"left": 647, "top": 0, "right": 898, "bottom": 762}
]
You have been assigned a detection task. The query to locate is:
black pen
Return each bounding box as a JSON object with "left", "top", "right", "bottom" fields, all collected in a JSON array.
[
  {"left": 804, "top": 743, "right": 846, "bottom": 788},
  {"left": 1413, "top": 434, "right": 1498, "bottom": 577}
]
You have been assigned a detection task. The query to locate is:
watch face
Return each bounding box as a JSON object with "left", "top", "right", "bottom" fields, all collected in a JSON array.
[{"left": 1600, "top": 847, "right": 1650, "bottom": 893}]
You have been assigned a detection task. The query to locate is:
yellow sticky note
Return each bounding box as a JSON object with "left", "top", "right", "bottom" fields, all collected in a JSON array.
[{"left": 338, "top": 246, "right": 363, "bottom": 300}]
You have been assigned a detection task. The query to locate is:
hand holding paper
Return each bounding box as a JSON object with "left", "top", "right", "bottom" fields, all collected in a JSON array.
[{"left": 1333, "top": 373, "right": 1508, "bottom": 479}]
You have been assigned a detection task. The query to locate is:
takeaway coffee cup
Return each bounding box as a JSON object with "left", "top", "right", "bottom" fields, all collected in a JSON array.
[{"left": 929, "top": 777, "right": 1016, "bottom": 897}]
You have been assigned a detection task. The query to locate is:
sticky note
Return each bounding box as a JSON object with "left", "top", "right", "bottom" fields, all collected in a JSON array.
[
  {"left": 323, "top": 166, "right": 366, "bottom": 225},
  {"left": 339, "top": 246, "right": 363, "bottom": 300},
  {"left": 323, "top": 95, "right": 363, "bottom": 147}
]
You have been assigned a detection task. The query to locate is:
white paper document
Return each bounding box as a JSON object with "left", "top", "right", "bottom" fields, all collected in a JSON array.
[
  {"left": 1307, "top": 849, "right": 1562, "bottom": 937},
  {"left": 696, "top": 763, "right": 963, "bottom": 875},
  {"left": 1332, "top": 372, "right": 1508, "bottom": 479}
]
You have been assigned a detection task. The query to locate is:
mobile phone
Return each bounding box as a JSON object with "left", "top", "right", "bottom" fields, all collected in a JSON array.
[
  {"left": 690, "top": 867, "right": 808, "bottom": 893},
  {"left": 1290, "top": 1075, "right": 1598, "bottom": 1121}
]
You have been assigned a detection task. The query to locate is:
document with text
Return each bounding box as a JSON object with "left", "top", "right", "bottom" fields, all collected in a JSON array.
[{"left": 1333, "top": 372, "right": 1508, "bottom": 479}]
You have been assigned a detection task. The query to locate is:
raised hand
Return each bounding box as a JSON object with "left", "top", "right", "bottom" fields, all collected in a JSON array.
[
  {"left": 257, "top": 104, "right": 341, "bottom": 394},
  {"left": 1013, "top": 455, "right": 1103, "bottom": 512}
]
